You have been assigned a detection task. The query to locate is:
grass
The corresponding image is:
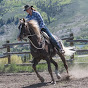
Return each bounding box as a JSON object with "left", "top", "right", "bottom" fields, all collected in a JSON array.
[
  {"left": 0, "top": 54, "right": 88, "bottom": 73},
  {"left": 0, "top": 62, "right": 64, "bottom": 73},
  {"left": 74, "top": 55, "right": 88, "bottom": 63},
  {"left": 0, "top": 55, "right": 22, "bottom": 65},
  {"left": 4, "top": 64, "right": 33, "bottom": 73},
  {"left": 0, "top": 64, "right": 33, "bottom": 73},
  {"left": 0, "top": 55, "right": 64, "bottom": 73}
]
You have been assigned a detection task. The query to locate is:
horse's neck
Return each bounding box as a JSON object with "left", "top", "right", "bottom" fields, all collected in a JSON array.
[
  {"left": 28, "top": 24, "right": 41, "bottom": 47},
  {"left": 28, "top": 35, "right": 40, "bottom": 47}
]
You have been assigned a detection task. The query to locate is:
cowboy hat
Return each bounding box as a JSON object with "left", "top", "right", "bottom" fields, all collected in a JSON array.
[{"left": 24, "top": 5, "right": 33, "bottom": 11}]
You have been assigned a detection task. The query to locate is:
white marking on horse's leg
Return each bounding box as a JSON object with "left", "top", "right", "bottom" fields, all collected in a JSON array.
[{"left": 55, "top": 70, "right": 61, "bottom": 79}]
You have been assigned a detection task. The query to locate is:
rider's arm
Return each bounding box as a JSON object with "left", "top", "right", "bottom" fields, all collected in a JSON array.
[{"left": 34, "top": 11, "right": 45, "bottom": 29}]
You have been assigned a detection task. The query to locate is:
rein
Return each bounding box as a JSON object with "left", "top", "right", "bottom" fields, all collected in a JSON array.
[
  {"left": 28, "top": 34, "right": 36, "bottom": 37},
  {"left": 28, "top": 34, "right": 45, "bottom": 50}
]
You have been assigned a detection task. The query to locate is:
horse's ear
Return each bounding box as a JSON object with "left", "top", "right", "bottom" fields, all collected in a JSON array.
[{"left": 23, "top": 18, "right": 25, "bottom": 22}]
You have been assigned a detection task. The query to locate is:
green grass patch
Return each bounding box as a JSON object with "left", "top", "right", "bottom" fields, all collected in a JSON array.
[
  {"left": 0, "top": 60, "right": 65, "bottom": 73},
  {"left": 0, "top": 55, "right": 22, "bottom": 65},
  {"left": 5, "top": 64, "right": 33, "bottom": 73},
  {"left": 74, "top": 55, "right": 88, "bottom": 63}
]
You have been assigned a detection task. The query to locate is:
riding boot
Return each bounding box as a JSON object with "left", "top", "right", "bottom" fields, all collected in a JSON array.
[{"left": 55, "top": 42, "right": 65, "bottom": 54}]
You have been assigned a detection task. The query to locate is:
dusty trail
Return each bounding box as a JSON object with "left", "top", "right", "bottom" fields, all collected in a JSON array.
[{"left": 0, "top": 71, "right": 88, "bottom": 88}]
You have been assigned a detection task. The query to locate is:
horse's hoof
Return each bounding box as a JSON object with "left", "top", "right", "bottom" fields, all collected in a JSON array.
[
  {"left": 40, "top": 77, "right": 44, "bottom": 83},
  {"left": 66, "top": 75, "right": 70, "bottom": 80},
  {"left": 57, "top": 73, "right": 61, "bottom": 79},
  {"left": 51, "top": 81, "right": 56, "bottom": 85},
  {"left": 55, "top": 70, "right": 61, "bottom": 79}
]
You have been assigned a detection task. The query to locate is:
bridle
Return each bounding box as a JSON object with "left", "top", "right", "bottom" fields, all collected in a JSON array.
[{"left": 19, "top": 22, "right": 45, "bottom": 50}]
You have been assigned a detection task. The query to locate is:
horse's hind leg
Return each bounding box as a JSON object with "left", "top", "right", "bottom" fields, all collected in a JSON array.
[
  {"left": 32, "top": 58, "right": 44, "bottom": 83},
  {"left": 46, "top": 58, "right": 55, "bottom": 84},
  {"left": 50, "top": 58, "right": 61, "bottom": 79}
]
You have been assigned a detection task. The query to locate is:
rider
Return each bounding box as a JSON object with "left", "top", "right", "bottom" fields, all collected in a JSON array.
[{"left": 23, "top": 5, "right": 64, "bottom": 54}]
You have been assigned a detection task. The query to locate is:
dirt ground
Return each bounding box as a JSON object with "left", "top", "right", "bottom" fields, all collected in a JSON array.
[{"left": 0, "top": 72, "right": 88, "bottom": 88}]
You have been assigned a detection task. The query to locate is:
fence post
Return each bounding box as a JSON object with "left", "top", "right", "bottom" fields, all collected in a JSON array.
[
  {"left": 70, "top": 33, "right": 74, "bottom": 46},
  {"left": 24, "top": 55, "right": 26, "bottom": 63},
  {"left": 70, "top": 33, "right": 74, "bottom": 62},
  {"left": 6, "top": 41, "right": 11, "bottom": 64}
]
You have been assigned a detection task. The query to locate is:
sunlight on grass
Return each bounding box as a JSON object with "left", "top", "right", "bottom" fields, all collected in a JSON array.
[
  {"left": 74, "top": 55, "right": 88, "bottom": 62},
  {"left": 0, "top": 55, "right": 22, "bottom": 64},
  {"left": 11, "top": 55, "right": 22, "bottom": 64},
  {"left": 0, "top": 58, "right": 8, "bottom": 65}
]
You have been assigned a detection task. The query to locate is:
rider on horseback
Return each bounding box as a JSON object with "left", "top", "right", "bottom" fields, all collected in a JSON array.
[{"left": 23, "top": 5, "right": 65, "bottom": 54}]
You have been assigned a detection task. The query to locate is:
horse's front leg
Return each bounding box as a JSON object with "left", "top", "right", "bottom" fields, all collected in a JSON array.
[
  {"left": 46, "top": 58, "right": 56, "bottom": 84},
  {"left": 32, "top": 58, "right": 44, "bottom": 83},
  {"left": 58, "top": 52, "right": 69, "bottom": 74}
]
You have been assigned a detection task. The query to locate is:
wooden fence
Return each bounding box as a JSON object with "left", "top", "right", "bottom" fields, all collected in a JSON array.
[
  {"left": 0, "top": 41, "right": 31, "bottom": 64},
  {"left": 0, "top": 33, "right": 88, "bottom": 66}
]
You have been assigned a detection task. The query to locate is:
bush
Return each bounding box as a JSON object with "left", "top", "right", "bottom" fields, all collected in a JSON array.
[{"left": 0, "top": 55, "right": 22, "bottom": 64}]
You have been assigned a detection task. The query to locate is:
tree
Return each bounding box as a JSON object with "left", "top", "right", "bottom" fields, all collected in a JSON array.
[
  {"left": 7, "top": 18, "right": 11, "bottom": 24},
  {"left": 0, "top": 0, "right": 3, "bottom": 3},
  {"left": 15, "top": 17, "right": 19, "bottom": 25},
  {"left": 36, "top": 0, "right": 61, "bottom": 24},
  {"left": 0, "top": 19, "right": 4, "bottom": 27}
]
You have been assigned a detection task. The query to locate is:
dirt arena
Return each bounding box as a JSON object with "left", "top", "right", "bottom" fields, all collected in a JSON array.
[{"left": 0, "top": 71, "right": 88, "bottom": 88}]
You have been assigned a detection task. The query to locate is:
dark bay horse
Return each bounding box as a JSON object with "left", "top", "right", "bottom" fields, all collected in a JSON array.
[{"left": 18, "top": 18, "right": 70, "bottom": 84}]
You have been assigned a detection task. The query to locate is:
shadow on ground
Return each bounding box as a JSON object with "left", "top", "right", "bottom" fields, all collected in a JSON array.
[{"left": 23, "top": 82, "right": 48, "bottom": 88}]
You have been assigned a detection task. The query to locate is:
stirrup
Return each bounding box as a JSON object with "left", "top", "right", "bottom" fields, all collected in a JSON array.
[{"left": 59, "top": 49, "right": 65, "bottom": 54}]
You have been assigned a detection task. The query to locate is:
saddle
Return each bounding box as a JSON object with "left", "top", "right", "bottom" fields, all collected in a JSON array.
[
  {"left": 41, "top": 32, "right": 64, "bottom": 54},
  {"left": 41, "top": 32, "right": 51, "bottom": 44},
  {"left": 41, "top": 31, "right": 61, "bottom": 46},
  {"left": 40, "top": 32, "right": 58, "bottom": 49}
]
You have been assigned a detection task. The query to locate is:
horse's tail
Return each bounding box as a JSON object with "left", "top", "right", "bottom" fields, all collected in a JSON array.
[{"left": 58, "top": 40, "right": 76, "bottom": 56}]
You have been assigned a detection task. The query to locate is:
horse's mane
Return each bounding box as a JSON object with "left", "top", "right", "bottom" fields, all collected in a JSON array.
[{"left": 27, "top": 20, "right": 41, "bottom": 39}]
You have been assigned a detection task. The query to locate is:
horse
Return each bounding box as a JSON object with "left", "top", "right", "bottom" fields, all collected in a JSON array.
[{"left": 17, "top": 18, "right": 74, "bottom": 84}]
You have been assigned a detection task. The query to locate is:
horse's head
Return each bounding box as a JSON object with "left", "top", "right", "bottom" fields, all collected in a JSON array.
[
  {"left": 18, "top": 18, "right": 29, "bottom": 41},
  {"left": 18, "top": 18, "right": 41, "bottom": 41}
]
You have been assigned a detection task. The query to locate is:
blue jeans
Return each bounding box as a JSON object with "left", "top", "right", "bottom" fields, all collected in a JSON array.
[{"left": 41, "top": 27, "right": 61, "bottom": 49}]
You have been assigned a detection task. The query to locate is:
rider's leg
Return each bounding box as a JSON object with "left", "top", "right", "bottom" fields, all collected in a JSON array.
[{"left": 41, "top": 27, "right": 64, "bottom": 53}]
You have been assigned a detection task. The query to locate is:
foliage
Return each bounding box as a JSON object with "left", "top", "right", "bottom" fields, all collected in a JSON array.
[
  {"left": 0, "top": 0, "right": 3, "bottom": 3},
  {"left": 0, "top": 0, "right": 88, "bottom": 74},
  {"left": 7, "top": 63, "right": 18, "bottom": 73},
  {"left": 11, "top": 55, "right": 22, "bottom": 64},
  {"left": 81, "top": 45, "right": 88, "bottom": 50},
  {"left": 36, "top": 0, "right": 71, "bottom": 24},
  {"left": 0, "top": 54, "right": 64, "bottom": 73},
  {"left": 0, "top": 55, "right": 22, "bottom": 64},
  {"left": 0, "top": 0, "right": 72, "bottom": 26},
  {"left": 0, "top": 60, "right": 64, "bottom": 73},
  {"left": 0, "top": 54, "right": 88, "bottom": 73},
  {"left": 0, "top": 64, "right": 5, "bottom": 72},
  {"left": 74, "top": 55, "right": 88, "bottom": 63}
]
